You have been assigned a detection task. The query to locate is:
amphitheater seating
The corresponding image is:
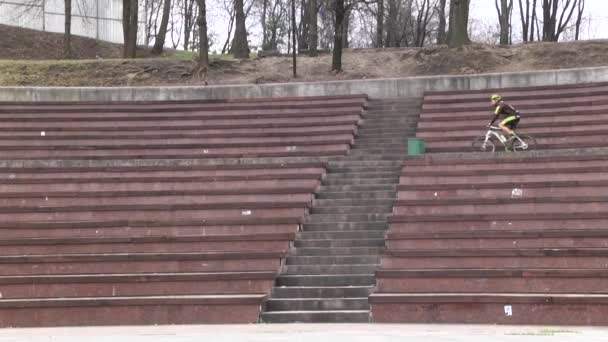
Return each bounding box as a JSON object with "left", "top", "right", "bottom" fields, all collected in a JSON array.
[
  {"left": 0, "top": 95, "right": 367, "bottom": 327},
  {"left": 0, "top": 95, "right": 366, "bottom": 159},
  {"left": 370, "top": 152, "right": 608, "bottom": 325},
  {"left": 369, "top": 83, "right": 608, "bottom": 324},
  {"left": 417, "top": 82, "right": 608, "bottom": 152}
]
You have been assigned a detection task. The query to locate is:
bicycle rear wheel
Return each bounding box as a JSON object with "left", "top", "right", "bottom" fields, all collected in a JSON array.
[
  {"left": 510, "top": 134, "right": 536, "bottom": 152},
  {"left": 472, "top": 136, "right": 496, "bottom": 152}
]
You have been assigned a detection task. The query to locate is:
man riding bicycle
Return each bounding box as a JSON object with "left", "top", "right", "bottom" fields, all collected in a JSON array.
[{"left": 488, "top": 94, "right": 521, "bottom": 138}]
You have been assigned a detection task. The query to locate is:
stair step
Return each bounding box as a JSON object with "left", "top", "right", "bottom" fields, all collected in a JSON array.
[
  {"left": 283, "top": 264, "right": 378, "bottom": 274},
  {"left": 276, "top": 274, "right": 377, "bottom": 286},
  {"left": 302, "top": 222, "right": 387, "bottom": 231},
  {"left": 319, "top": 184, "right": 397, "bottom": 192},
  {"left": 297, "top": 230, "right": 386, "bottom": 239},
  {"left": 304, "top": 213, "right": 390, "bottom": 223},
  {"left": 265, "top": 298, "right": 369, "bottom": 311},
  {"left": 260, "top": 310, "right": 370, "bottom": 323},
  {"left": 271, "top": 286, "right": 373, "bottom": 298},
  {"left": 316, "top": 191, "right": 396, "bottom": 199},
  {"left": 286, "top": 255, "right": 381, "bottom": 265},
  {"left": 324, "top": 171, "right": 401, "bottom": 179},
  {"left": 326, "top": 161, "right": 403, "bottom": 168},
  {"left": 290, "top": 247, "right": 384, "bottom": 256},
  {"left": 294, "top": 238, "right": 385, "bottom": 248},
  {"left": 310, "top": 205, "right": 393, "bottom": 215}
]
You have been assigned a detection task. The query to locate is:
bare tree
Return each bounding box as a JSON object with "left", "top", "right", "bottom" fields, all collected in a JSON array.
[
  {"left": 495, "top": 0, "right": 513, "bottom": 45},
  {"left": 331, "top": 0, "right": 346, "bottom": 71},
  {"left": 123, "top": 0, "right": 139, "bottom": 58},
  {"left": 517, "top": 0, "right": 538, "bottom": 41},
  {"left": 412, "top": 0, "right": 436, "bottom": 47},
  {"left": 447, "top": 0, "right": 470, "bottom": 47},
  {"left": 197, "top": 0, "right": 209, "bottom": 84},
  {"left": 183, "top": 0, "right": 198, "bottom": 50},
  {"left": 64, "top": 0, "right": 72, "bottom": 58},
  {"left": 376, "top": 0, "right": 383, "bottom": 47},
  {"left": 574, "top": 0, "right": 585, "bottom": 40},
  {"left": 231, "top": 0, "right": 250, "bottom": 58},
  {"left": 309, "top": 0, "right": 319, "bottom": 54},
  {"left": 435, "top": 0, "right": 447, "bottom": 44},
  {"left": 151, "top": 0, "right": 172, "bottom": 54},
  {"left": 541, "top": 0, "right": 578, "bottom": 41}
]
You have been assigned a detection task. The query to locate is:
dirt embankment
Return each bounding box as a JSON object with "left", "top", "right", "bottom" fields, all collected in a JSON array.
[{"left": 2, "top": 24, "right": 608, "bottom": 86}]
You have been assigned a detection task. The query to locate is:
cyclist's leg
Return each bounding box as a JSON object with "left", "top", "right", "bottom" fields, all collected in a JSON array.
[{"left": 499, "top": 116, "right": 518, "bottom": 136}]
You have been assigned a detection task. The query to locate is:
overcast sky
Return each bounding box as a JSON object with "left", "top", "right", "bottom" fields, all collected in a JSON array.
[{"left": 471, "top": 0, "right": 608, "bottom": 40}]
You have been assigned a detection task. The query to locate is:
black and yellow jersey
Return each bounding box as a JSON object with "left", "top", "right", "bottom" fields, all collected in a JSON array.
[{"left": 490, "top": 100, "right": 520, "bottom": 125}]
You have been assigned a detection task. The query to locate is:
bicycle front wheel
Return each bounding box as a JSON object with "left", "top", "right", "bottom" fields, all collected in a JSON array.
[
  {"left": 472, "top": 136, "right": 496, "bottom": 152},
  {"left": 511, "top": 134, "right": 536, "bottom": 152}
]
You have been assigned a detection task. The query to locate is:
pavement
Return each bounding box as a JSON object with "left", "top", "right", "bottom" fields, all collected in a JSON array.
[{"left": 1, "top": 324, "right": 608, "bottom": 342}]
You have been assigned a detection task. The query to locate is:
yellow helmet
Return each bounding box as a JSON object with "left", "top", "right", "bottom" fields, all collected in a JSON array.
[{"left": 490, "top": 94, "right": 502, "bottom": 101}]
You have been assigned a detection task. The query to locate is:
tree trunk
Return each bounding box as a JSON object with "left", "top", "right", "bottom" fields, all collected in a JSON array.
[
  {"left": 575, "top": 0, "right": 585, "bottom": 40},
  {"left": 308, "top": 0, "right": 318, "bottom": 55},
  {"left": 230, "top": 0, "right": 249, "bottom": 58},
  {"left": 447, "top": 0, "right": 470, "bottom": 47},
  {"left": 376, "top": 0, "right": 384, "bottom": 47},
  {"left": 151, "top": 0, "right": 172, "bottom": 54},
  {"left": 64, "top": 0, "right": 72, "bottom": 58},
  {"left": 298, "top": 0, "right": 309, "bottom": 51},
  {"left": 331, "top": 0, "right": 345, "bottom": 72},
  {"left": 197, "top": 0, "right": 209, "bottom": 83},
  {"left": 495, "top": 0, "right": 513, "bottom": 45},
  {"left": 436, "top": 0, "right": 447, "bottom": 44},
  {"left": 385, "top": 0, "right": 398, "bottom": 47},
  {"left": 530, "top": 0, "right": 537, "bottom": 41},
  {"left": 261, "top": 0, "right": 268, "bottom": 48},
  {"left": 342, "top": 8, "right": 350, "bottom": 48},
  {"left": 123, "top": 0, "right": 139, "bottom": 58}
]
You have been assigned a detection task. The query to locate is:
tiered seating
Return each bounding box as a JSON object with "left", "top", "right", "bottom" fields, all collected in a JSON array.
[
  {"left": 0, "top": 95, "right": 366, "bottom": 327},
  {"left": 370, "top": 152, "right": 608, "bottom": 325},
  {"left": 417, "top": 82, "right": 608, "bottom": 152},
  {"left": 0, "top": 95, "right": 366, "bottom": 159}
]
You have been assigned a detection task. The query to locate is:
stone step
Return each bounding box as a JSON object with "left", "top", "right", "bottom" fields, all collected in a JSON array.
[
  {"left": 301, "top": 222, "right": 387, "bottom": 231},
  {"left": 276, "top": 274, "right": 377, "bottom": 286},
  {"left": 338, "top": 155, "right": 404, "bottom": 161},
  {"left": 324, "top": 171, "right": 401, "bottom": 178},
  {"left": 326, "top": 160, "right": 403, "bottom": 168},
  {"left": 325, "top": 166, "right": 401, "bottom": 173},
  {"left": 297, "top": 230, "right": 385, "bottom": 240},
  {"left": 283, "top": 264, "right": 378, "bottom": 274},
  {"left": 321, "top": 178, "right": 398, "bottom": 185},
  {"left": 316, "top": 191, "right": 396, "bottom": 200},
  {"left": 260, "top": 310, "right": 370, "bottom": 323},
  {"left": 286, "top": 255, "right": 381, "bottom": 265},
  {"left": 270, "top": 286, "right": 373, "bottom": 298},
  {"left": 319, "top": 184, "right": 397, "bottom": 192},
  {"left": 304, "top": 213, "right": 390, "bottom": 223},
  {"left": 295, "top": 238, "right": 385, "bottom": 248},
  {"left": 352, "top": 144, "right": 408, "bottom": 150},
  {"left": 290, "top": 247, "right": 384, "bottom": 256},
  {"left": 348, "top": 149, "right": 408, "bottom": 156},
  {"left": 310, "top": 205, "right": 393, "bottom": 215},
  {"left": 314, "top": 198, "right": 394, "bottom": 208},
  {"left": 265, "top": 298, "right": 369, "bottom": 311}
]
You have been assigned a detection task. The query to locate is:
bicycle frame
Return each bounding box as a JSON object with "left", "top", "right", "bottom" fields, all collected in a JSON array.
[{"left": 483, "top": 126, "right": 528, "bottom": 150}]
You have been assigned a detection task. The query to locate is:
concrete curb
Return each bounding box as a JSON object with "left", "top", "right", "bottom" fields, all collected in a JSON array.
[{"left": 1, "top": 66, "right": 607, "bottom": 101}]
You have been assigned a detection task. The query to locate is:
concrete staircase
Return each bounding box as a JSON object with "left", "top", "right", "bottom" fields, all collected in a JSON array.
[{"left": 261, "top": 97, "right": 422, "bottom": 323}]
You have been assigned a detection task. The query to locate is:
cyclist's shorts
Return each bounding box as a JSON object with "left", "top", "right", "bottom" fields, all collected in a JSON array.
[{"left": 500, "top": 115, "right": 520, "bottom": 130}]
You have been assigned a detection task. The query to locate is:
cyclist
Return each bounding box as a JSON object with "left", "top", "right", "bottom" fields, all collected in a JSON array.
[{"left": 488, "top": 94, "right": 521, "bottom": 141}]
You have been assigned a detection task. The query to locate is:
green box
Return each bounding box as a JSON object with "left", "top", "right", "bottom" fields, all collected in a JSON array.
[{"left": 407, "top": 138, "right": 425, "bottom": 156}]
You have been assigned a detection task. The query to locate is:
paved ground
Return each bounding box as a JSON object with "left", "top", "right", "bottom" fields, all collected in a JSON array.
[{"left": 1, "top": 324, "right": 607, "bottom": 342}]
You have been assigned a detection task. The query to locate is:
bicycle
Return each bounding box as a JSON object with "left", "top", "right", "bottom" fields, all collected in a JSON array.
[{"left": 471, "top": 126, "right": 536, "bottom": 152}]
